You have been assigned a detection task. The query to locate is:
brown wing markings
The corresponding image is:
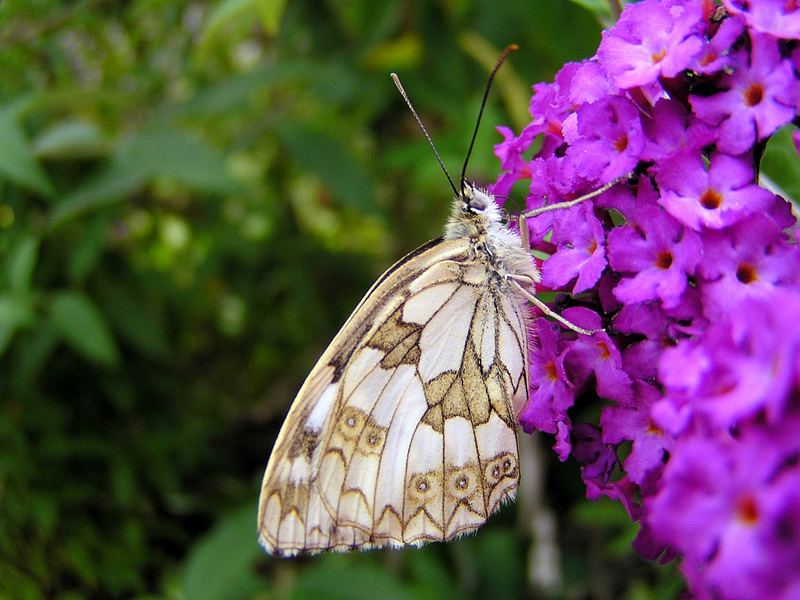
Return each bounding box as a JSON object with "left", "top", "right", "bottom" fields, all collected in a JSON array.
[
  {"left": 369, "top": 368, "right": 422, "bottom": 545},
  {"left": 408, "top": 283, "right": 480, "bottom": 541},
  {"left": 442, "top": 299, "right": 488, "bottom": 528},
  {"left": 259, "top": 240, "right": 473, "bottom": 555},
  {"left": 333, "top": 334, "right": 423, "bottom": 539}
]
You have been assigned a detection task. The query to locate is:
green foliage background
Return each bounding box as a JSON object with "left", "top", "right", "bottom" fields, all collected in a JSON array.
[{"left": 11, "top": 0, "right": 787, "bottom": 597}]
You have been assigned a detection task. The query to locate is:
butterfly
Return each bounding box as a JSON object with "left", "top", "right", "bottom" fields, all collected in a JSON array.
[{"left": 257, "top": 46, "right": 616, "bottom": 556}]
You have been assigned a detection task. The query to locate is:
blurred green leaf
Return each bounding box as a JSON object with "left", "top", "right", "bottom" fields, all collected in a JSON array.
[
  {"left": 406, "top": 548, "right": 453, "bottom": 599},
  {"left": 48, "top": 165, "right": 145, "bottom": 230},
  {"left": 8, "top": 234, "right": 39, "bottom": 294},
  {"left": 0, "top": 294, "right": 36, "bottom": 356},
  {"left": 197, "top": 0, "right": 285, "bottom": 59},
  {"left": 49, "top": 291, "right": 119, "bottom": 367},
  {"left": 257, "top": 0, "right": 288, "bottom": 35},
  {"left": 33, "top": 119, "right": 111, "bottom": 160},
  {"left": 567, "top": 0, "right": 615, "bottom": 23},
  {"left": 762, "top": 125, "right": 800, "bottom": 204},
  {"left": 0, "top": 105, "right": 55, "bottom": 197},
  {"left": 67, "top": 216, "right": 108, "bottom": 284},
  {"left": 182, "top": 502, "right": 264, "bottom": 600},
  {"left": 102, "top": 286, "right": 170, "bottom": 358},
  {"left": 362, "top": 33, "right": 423, "bottom": 70},
  {"left": 287, "top": 555, "right": 416, "bottom": 600},
  {"left": 276, "top": 125, "right": 377, "bottom": 213},
  {"left": 50, "top": 126, "right": 241, "bottom": 228}
]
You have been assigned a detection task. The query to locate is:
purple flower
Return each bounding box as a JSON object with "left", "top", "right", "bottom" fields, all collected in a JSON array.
[
  {"left": 699, "top": 210, "right": 800, "bottom": 315},
  {"left": 607, "top": 203, "right": 702, "bottom": 308},
  {"left": 562, "top": 307, "right": 633, "bottom": 404},
  {"left": 569, "top": 59, "right": 618, "bottom": 105},
  {"left": 528, "top": 62, "right": 580, "bottom": 144},
  {"left": 690, "top": 32, "right": 798, "bottom": 154},
  {"left": 656, "top": 292, "right": 800, "bottom": 430},
  {"left": 723, "top": 0, "right": 800, "bottom": 39},
  {"left": 691, "top": 15, "right": 746, "bottom": 74},
  {"left": 521, "top": 156, "right": 581, "bottom": 245},
  {"left": 656, "top": 150, "right": 774, "bottom": 230},
  {"left": 641, "top": 98, "right": 715, "bottom": 162},
  {"left": 645, "top": 421, "right": 800, "bottom": 599},
  {"left": 600, "top": 382, "right": 671, "bottom": 484},
  {"left": 541, "top": 203, "right": 607, "bottom": 294},
  {"left": 519, "top": 318, "right": 575, "bottom": 448},
  {"left": 563, "top": 95, "right": 644, "bottom": 182},
  {"left": 597, "top": 0, "right": 703, "bottom": 90},
  {"left": 492, "top": 2, "right": 800, "bottom": 595}
]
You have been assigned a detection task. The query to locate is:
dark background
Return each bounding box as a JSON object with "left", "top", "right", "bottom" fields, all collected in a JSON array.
[{"left": 5, "top": 0, "right": 773, "bottom": 597}]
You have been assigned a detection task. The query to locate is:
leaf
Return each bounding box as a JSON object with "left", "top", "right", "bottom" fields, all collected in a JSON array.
[
  {"left": 196, "top": 0, "right": 284, "bottom": 60},
  {"left": 256, "top": 0, "right": 288, "bottom": 35},
  {"left": 287, "top": 555, "right": 416, "bottom": 600},
  {"left": 67, "top": 215, "right": 109, "bottom": 283},
  {"left": 276, "top": 125, "right": 377, "bottom": 213},
  {"left": 8, "top": 234, "right": 39, "bottom": 294},
  {"left": 0, "top": 105, "right": 55, "bottom": 197},
  {"left": 49, "top": 291, "right": 119, "bottom": 367},
  {"left": 50, "top": 126, "right": 241, "bottom": 229},
  {"left": 0, "top": 294, "right": 36, "bottom": 356},
  {"left": 33, "top": 119, "right": 111, "bottom": 160},
  {"left": 49, "top": 165, "right": 145, "bottom": 230},
  {"left": 182, "top": 502, "right": 264, "bottom": 600},
  {"left": 362, "top": 33, "right": 422, "bottom": 70},
  {"left": 102, "top": 286, "right": 170, "bottom": 358},
  {"left": 118, "top": 128, "right": 240, "bottom": 194},
  {"left": 761, "top": 125, "right": 800, "bottom": 204},
  {"left": 567, "top": 0, "right": 615, "bottom": 23}
]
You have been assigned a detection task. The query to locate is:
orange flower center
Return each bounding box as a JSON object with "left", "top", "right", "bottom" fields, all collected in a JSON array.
[
  {"left": 656, "top": 251, "right": 673, "bottom": 269},
  {"left": 700, "top": 188, "right": 722, "bottom": 209},
  {"left": 613, "top": 134, "right": 629, "bottom": 152},
  {"left": 736, "top": 495, "right": 759, "bottom": 525},
  {"left": 651, "top": 48, "right": 667, "bottom": 64},
  {"left": 545, "top": 361, "right": 558, "bottom": 381},
  {"left": 736, "top": 262, "right": 758, "bottom": 284},
  {"left": 744, "top": 83, "right": 764, "bottom": 107},
  {"left": 698, "top": 51, "right": 718, "bottom": 67}
]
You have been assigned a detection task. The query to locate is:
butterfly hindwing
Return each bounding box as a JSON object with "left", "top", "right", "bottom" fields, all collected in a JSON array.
[{"left": 258, "top": 237, "right": 530, "bottom": 555}]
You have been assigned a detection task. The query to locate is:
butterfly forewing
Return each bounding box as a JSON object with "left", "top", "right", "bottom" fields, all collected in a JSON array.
[{"left": 258, "top": 235, "right": 530, "bottom": 555}]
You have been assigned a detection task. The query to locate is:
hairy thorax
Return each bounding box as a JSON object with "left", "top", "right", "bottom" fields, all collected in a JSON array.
[{"left": 443, "top": 186, "right": 540, "bottom": 289}]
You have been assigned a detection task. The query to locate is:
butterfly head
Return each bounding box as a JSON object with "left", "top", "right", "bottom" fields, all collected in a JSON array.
[{"left": 444, "top": 182, "right": 507, "bottom": 241}]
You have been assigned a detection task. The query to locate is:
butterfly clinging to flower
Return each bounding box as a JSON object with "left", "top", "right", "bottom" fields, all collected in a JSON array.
[{"left": 257, "top": 46, "right": 619, "bottom": 556}]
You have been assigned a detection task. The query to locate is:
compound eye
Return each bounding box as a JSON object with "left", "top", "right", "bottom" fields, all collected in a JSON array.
[{"left": 468, "top": 194, "right": 488, "bottom": 213}]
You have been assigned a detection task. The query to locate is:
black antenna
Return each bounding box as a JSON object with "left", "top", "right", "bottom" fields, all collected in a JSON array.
[
  {"left": 460, "top": 44, "right": 518, "bottom": 195},
  {"left": 391, "top": 73, "right": 458, "bottom": 197}
]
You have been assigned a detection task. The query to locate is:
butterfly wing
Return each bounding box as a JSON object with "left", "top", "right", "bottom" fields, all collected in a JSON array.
[{"left": 258, "top": 239, "right": 530, "bottom": 555}]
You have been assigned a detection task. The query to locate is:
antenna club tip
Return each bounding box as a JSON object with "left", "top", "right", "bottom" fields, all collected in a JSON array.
[{"left": 507, "top": 43, "right": 519, "bottom": 52}]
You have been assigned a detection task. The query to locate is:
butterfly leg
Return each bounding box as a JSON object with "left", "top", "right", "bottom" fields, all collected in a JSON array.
[
  {"left": 518, "top": 173, "right": 628, "bottom": 223},
  {"left": 509, "top": 279, "right": 598, "bottom": 336}
]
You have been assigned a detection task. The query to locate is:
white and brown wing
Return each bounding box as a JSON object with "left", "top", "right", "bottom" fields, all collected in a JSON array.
[{"left": 257, "top": 238, "right": 530, "bottom": 555}]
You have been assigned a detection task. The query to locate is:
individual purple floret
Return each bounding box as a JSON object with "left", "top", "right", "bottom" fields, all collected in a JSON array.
[
  {"left": 723, "top": 0, "right": 800, "bottom": 39},
  {"left": 597, "top": 0, "right": 703, "bottom": 92},
  {"left": 691, "top": 32, "right": 798, "bottom": 154},
  {"left": 656, "top": 150, "right": 774, "bottom": 230},
  {"left": 607, "top": 203, "right": 702, "bottom": 308}
]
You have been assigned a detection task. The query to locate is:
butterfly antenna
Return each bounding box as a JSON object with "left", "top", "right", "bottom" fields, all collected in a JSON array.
[
  {"left": 391, "top": 72, "right": 458, "bottom": 197},
  {"left": 459, "top": 43, "right": 518, "bottom": 195}
]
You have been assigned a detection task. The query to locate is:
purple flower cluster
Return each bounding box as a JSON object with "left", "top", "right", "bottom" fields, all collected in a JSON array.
[{"left": 491, "top": 2, "right": 800, "bottom": 598}]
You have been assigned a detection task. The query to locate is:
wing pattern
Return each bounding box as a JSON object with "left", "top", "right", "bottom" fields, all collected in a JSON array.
[{"left": 258, "top": 239, "right": 530, "bottom": 555}]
